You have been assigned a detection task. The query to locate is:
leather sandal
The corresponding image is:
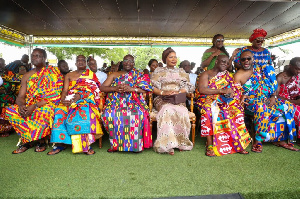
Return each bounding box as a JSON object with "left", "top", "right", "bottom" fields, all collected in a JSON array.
[
  {"left": 107, "top": 148, "right": 118, "bottom": 153},
  {"left": 47, "top": 146, "right": 66, "bottom": 155},
  {"left": 205, "top": 145, "right": 216, "bottom": 157},
  {"left": 273, "top": 142, "right": 300, "bottom": 152},
  {"left": 251, "top": 143, "right": 263, "bottom": 153},
  {"left": 35, "top": 142, "right": 47, "bottom": 152},
  {"left": 238, "top": 150, "right": 249, "bottom": 155},
  {"left": 86, "top": 148, "right": 96, "bottom": 155},
  {"left": 12, "top": 143, "right": 32, "bottom": 154}
]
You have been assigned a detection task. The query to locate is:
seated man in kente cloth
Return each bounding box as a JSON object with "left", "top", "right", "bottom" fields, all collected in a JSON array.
[
  {"left": 101, "top": 54, "right": 152, "bottom": 153},
  {"left": 277, "top": 57, "right": 300, "bottom": 142},
  {"left": 48, "top": 55, "right": 102, "bottom": 155},
  {"left": 6, "top": 48, "right": 63, "bottom": 154},
  {"left": 234, "top": 50, "right": 299, "bottom": 152},
  {"left": 196, "top": 55, "right": 251, "bottom": 157}
]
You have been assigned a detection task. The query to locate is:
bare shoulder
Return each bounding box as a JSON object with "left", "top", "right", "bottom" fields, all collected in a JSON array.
[
  {"left": 22, "top": 69, "right": 36, "bottom": 81},
  {"left": 233, "top": 70, "right": 243, "bottom": 82},
  {"left": 199, "top": 70, "right": 208, "bottom": 78},
  {"left": 276, "top": 71, "right": 288, "bottom": 85},
  {"left": 276, "top": 71, "right": 285, "bottom": 78},
  {"left": 204, "top": 48, "right": 213, "bottom": 53},
  {"left": 198, "top": 71, "right": 209, "bottom": 81}
]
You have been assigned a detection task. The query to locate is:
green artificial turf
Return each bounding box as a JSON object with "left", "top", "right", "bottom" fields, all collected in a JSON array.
[{"left": 0, "top": 133, "right": 299, "bottom": 199}]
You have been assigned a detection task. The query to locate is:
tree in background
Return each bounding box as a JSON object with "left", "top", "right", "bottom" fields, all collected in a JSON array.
[
  {"left": 47, "top": 47, "right": 109, "bottom": 60},
  {"left": 130, "top": 47, "right": 164, "bottom": 69},
  {"left": 47, "top": 46, "right": 168, "bottom": 70}
]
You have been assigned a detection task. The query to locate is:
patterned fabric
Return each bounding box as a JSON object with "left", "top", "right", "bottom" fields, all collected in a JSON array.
[
  {"left": 234, "top": 47, "right": 273, "bottom": 68},
  {"left": 102, "top": 68, "right": 152, "bottom": 152},
  {"left": 202, "top": 52, "right": 226, "bottom": 71},
  {"left": 5, "top": 60, "right": 28, "bottom": 74},
  {"left": 234, "top": 47, "right": 277, "bottom": 114},
  {"left": 0, "top": 71, "right": 21, "bottom": 134},
  {"left": 151, "top": 67, "right": 195, "bottom": 153},
  {"left": 196, "top": 71, "right": 251, "bottom": 156},
  {"left": 5, "top": 66, "right": 63, "bottom": 143},
  {"left": 0, "top": 71, "right": 18, "bottom": 110},
  {"left": 12, "top": 74, "right": 23, "bottom": 96},
  {"left": 242, "top": 65, "right": 296, "bottom": 142},
  {"left": 51, "top": 69, "right": 102, "bottom": 153},
  {"left": 278, "top": 74, "right": 300, "bottom": 138}
]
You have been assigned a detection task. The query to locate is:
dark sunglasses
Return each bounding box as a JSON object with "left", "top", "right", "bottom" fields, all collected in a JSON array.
[
  {"left": 255, "top": 39, "right": 264, "bottom": 43},
  {"left": 240, "top": 57, "right": 252, "bottom": 62},
  {"left": 123, "top": 59, "right": 134, "bottom": 63}
]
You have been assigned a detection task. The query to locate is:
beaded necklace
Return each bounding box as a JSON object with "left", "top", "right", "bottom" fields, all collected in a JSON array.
[{"left": 250, "top": 46, "right": 262, "bottom": 52}]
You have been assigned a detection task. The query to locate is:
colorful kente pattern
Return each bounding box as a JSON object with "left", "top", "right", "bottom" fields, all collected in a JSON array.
[
  {"left": 242, "top": 64, "right": 296, "bottom": 142},
  {"left": 278, "top": 74, "right": 300, "bottom": 138},
  {"left": 102, "top": 68, "right": 152, "bottom": 152},
  {"left": 196, "top": 71, "right": 251, "bottom": 156},
  {"left": 0, "top": 71, "right": 18, "bottom": 133},
  {"left": 51, "top": 69, "right": 102, "bottom": 153},
  {"left": 234, "top": 47, "right": 273, "bottom": 68},
  {"left": 5, "top": 66, "right": 63, "bottom": 143},
  {"left": 0, "top": 71, "right": 20, "bottom": 112}
]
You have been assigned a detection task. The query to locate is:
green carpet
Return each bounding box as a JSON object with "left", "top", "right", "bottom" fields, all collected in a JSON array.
[{"left": 0, "top": 133, "right": 299, "bottom": 199}]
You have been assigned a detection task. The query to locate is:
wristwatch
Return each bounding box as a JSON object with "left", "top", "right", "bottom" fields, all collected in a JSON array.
[
  {"left": 134, "top": 88, "right": 138, "bottom": 93},
  {"left": 272, "top": 95, "right": 277, "bottom": 99}
]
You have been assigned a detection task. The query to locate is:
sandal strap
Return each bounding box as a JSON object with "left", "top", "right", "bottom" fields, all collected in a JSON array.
[
  {"left": 287, "top": 143, "right": 294, "bottom": 147},
  {"left": 207, "top": 145, "right": 213, "bottom": 150},
  {"left": 53, "top": 146, "right": 65, "bottom": 151}
]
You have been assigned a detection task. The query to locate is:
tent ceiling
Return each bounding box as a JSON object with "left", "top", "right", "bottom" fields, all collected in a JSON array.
[{"left": 0, "top": 0, "right": 300, "bottom": 46}]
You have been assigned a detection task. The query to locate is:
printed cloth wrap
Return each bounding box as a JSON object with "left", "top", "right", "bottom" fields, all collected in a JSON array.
[
  {"left": 241, "top": 64, "right": 296, "bottom": 142},
  {"left": 5, "top": 66, "right": 63, "bottom": 143},
  {"left": 234, "top": 47, "right": 273, "bottom": 69},
  {"left": 151, "top": 67, "right": 195, "bottom": 153},
  {"left": 196, "top": 70, "right": 251, "bottom": 156},
  {"left": 0, "top": 71, "right": 21, "bottom": 134},
  {"left": 51, "top": 69, "right": 103, "bottom": 153},
  {"left": 278, "top": 74, "right": 300, "bottom": 138},
  {"left": 102, "top": 68, "right": 152, "bottom": 152}
]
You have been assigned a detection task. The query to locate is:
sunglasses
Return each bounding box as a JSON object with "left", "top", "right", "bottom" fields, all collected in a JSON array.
[
  {"left": 255, "top": 39, "right": 264, "bottom": 43},
  {"left": 123, "top": 59, "right": 134, "bottom": 63},
  {"left": 240, "top": 57, "right": 252, "bottom": 62},
  {"left": 216, "top": 39, "right": 224, "bottom": 42}
]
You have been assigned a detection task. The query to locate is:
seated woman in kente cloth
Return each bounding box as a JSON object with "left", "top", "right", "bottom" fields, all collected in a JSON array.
[
  {"left": 48, "top": 55, "right": 102, "bottom": 155},
  {"left": 196, "top": 55, "right": 251, "bottom": 157},
  {"left": 101, "top": 54, "right": 152, "bottom": 153},
  {"left": 151, "top": 47, "right": 195, "bottom": 155}
]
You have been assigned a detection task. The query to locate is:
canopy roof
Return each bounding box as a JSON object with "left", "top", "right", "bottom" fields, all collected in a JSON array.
[{"left": 1, "top": 0, "right": 300, "bottom": 47}]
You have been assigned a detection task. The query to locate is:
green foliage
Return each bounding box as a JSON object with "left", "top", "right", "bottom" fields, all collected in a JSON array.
[
  {"left": 47, "top": 47, "right": 109, "bottom": 60},
  {"left": 104, "top": 48, "right": 129, "bottom": 64},
  {"left": 131, "top": 47, "right": 164, "bottom": 69},
  {"left": 46, "top": 46, "right": 166, "bottom": 70}
]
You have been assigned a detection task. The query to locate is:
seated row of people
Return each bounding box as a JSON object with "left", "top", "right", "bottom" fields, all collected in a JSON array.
[{"left": 2, "top": 38, "right": 300, "bottom": 156}]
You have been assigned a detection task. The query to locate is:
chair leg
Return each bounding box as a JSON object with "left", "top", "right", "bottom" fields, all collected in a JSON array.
[
  {"left": 99, "top": 137, "right": 102, "bottom": 148},
  {"left": 192, "top": 119, "right": 195, "bottom": 146},
  {"left": 150, "top": 119, "right": 153, "bottom": 134}
]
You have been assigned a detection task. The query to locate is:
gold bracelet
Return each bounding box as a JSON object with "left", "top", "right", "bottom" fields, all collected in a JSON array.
[{"left": 160, "top": 90, "right": 163, "bottom": 95}]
